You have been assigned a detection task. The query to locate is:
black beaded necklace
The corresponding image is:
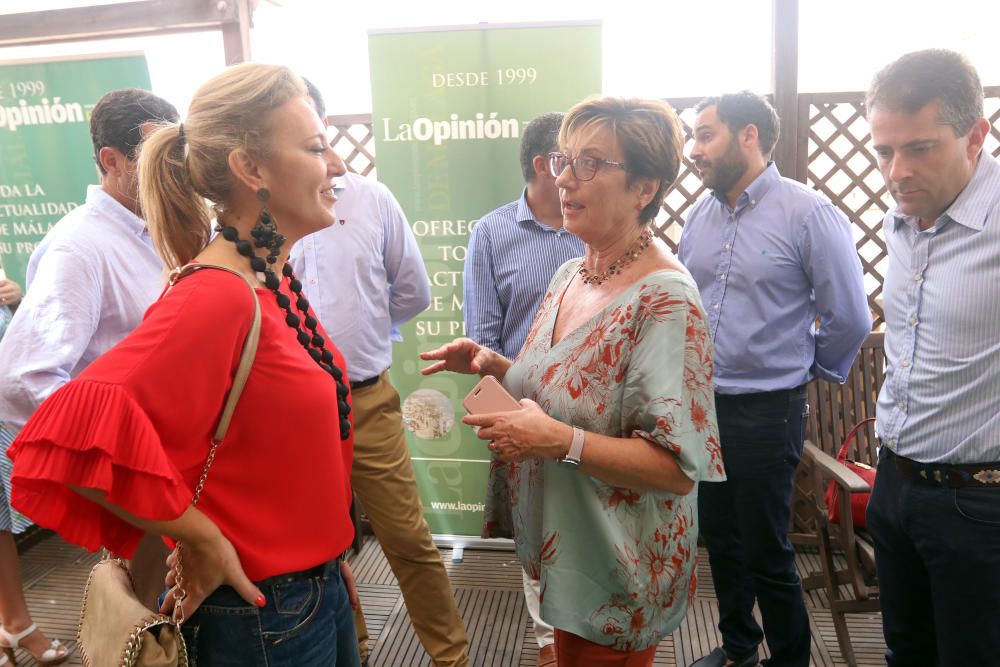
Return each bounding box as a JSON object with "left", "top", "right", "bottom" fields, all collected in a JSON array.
[{"left": 216, "top": 219, "right": 352, "bottom": 440}]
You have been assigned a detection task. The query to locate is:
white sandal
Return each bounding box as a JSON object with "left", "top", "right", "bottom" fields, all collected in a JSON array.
[{"left": 0, "top": 623, "right": 70, "bottom": 665}]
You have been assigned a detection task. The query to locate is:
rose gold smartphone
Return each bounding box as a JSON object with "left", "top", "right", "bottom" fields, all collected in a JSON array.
[{"left": 463, "top": 375, "right": 520, "bottom": 414}]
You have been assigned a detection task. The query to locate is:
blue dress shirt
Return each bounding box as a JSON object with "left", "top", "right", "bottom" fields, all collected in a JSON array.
[
  {"left": 678, "top": 163, "right": 870, "bottom": 395},
  {"left": 290, "top": 172, "right": 431, "bottom": 381},
  {"left": 463, "top": 190, "right": 584, "bottom": 360},
  {"left": 877, "top": 152, "right": 1000, "bottom": 464}
]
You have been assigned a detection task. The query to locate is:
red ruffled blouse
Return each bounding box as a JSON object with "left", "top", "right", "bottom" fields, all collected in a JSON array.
[{"left": 7, "top": 268, "right": 354, "bottom": 581}]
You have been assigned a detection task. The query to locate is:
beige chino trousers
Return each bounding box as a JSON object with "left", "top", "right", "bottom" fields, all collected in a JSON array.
[{"left": 350, "top": 372, "right": 470, "bottom": 667}]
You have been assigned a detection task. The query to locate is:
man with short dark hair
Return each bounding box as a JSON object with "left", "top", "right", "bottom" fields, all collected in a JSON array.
[
  {"left": 0, "top": 87, "right": 177, "bottom": 659},
  {"left": 463, "top": 112, "right": 582, "bottom": 667},
  {"left": 865, "top": 49, "right": 1000, "bottom": 666},
  {"left": 680, "top": 91, "right": 870, "bottom": 667},
  {"left": 0, "top": 87, "right": 178, "bottom": 429},
  {"left": 464, "top": 112, "right": 582, "bottom": 359},
  {"left": 292, "top": 79, "right": 470, "bottom": 667}
]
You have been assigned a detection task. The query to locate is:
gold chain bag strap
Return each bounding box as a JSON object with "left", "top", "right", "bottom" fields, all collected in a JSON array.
[{"left": 77, "top": 264, "right": 261, "bottom": 667}]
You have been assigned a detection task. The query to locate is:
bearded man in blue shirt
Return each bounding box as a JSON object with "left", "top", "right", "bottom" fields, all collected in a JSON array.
[{"left": 680, "top": 92, "right": 870, "bottom": 667}]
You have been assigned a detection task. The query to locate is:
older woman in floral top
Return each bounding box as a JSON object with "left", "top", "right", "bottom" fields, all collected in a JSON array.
[{"left": 422, "top": 97, "right": 724, "bottom": 666}]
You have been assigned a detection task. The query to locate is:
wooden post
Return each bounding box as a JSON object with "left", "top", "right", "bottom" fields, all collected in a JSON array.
[
  {"left": 222, "top": 0, "right": 253, "bottom": 65},
  {"left": 0, "top": 0, "right": 252, "bottom": 67},
  {"left": 771, "top": 0, "right": 800, "bottom": 181}
]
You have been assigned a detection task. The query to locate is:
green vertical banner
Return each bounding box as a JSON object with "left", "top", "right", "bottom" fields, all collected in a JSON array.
[
  {"left": 369, "top": 22, "right": 601, "bottom": 539},
  {"left": 0, "top": 54, "right": 151, "bottom": 287}
]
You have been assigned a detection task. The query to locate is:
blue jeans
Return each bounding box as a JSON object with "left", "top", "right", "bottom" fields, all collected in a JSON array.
[
  {"left": 177, "top": 560, "right": 361, "bottom": 667},
  {"left": 699, "top": 386, "right": 810, "bottom": 667},
  {"left": 868, "top": 448, "right": 1000, "bottom": 666}
]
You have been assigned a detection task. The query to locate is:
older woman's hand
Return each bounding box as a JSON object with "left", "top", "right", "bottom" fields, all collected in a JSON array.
[
  {"left": 420, "top": 337, "right": 510, "bottom": 379},
  {"left": 463, "top": 399, "right": 572, "bottom": 463},
  {"left": 0, "top": 279, "right": 23, "bottom": 308}
]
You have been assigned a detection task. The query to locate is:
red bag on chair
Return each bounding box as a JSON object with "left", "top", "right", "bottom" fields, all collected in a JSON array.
[{"left": 824, "top": 417, "right": 877, "bottom": 528}]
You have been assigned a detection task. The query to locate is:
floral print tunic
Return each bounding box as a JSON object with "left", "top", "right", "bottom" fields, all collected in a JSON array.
[{"left": 483, "top": 263, "right": 725, "bottom": 651}]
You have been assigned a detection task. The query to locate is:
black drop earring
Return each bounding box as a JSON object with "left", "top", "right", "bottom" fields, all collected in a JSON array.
[{"left": 250, "top": 187, "right": 285, "bottom": 265}]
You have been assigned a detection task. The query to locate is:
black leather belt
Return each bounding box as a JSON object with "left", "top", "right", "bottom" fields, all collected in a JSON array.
[
  {"left": 350, "top": 375, "right": 380, "bottom": 391},
  {"left": 255, "top": 558, "right": 341, "bottom": 587},
  {"left": 885, "top": 448, "right": 1000, "bottom": 489},
  {"left": 714, "top": 384, "right": 807, "bottom": 403}
]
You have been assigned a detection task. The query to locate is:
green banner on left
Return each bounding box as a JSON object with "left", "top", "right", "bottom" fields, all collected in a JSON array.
[{"left": 0, "top": 54, "right": 151, "bottom": 286}]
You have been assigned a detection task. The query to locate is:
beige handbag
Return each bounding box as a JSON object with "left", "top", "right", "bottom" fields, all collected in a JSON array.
[{"left": 77, "top": 264, "right": 262, "bottom": 667}]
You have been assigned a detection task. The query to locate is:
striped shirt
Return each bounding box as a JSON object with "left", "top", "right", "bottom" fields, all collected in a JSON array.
[
  {"left": 877, "top": 151, "right": 1000, "bottom": 464},
  {"left": 463, "top": 190, "right": 584, "bottom": 359}
]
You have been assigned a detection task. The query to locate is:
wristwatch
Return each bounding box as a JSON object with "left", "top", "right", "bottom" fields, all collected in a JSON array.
[{"left": 560, "top": 426, "right": 585, "bottom": 466}]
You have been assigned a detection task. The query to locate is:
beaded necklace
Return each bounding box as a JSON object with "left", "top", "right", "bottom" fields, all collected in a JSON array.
[
  {"left": 578, "top": 227, "right": 654, "bottom": 286},
  {"left": 216, "top": 222, "right": 352, "bottom": 440}
]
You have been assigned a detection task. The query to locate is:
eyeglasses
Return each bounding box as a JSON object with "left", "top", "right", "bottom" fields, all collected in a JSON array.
[{"left": 548, "top": 152, "right": 626, "bottom": 182}]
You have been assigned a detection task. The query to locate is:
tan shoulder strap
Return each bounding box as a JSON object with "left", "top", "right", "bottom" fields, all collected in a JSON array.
[
  {"left": 168, "top": 263, "right": 261, "bottom": 444},
  {"left": 160, "top": 263, "right": 264, "bottom": 626}
]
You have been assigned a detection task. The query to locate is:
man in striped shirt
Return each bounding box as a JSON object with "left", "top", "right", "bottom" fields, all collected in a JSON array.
[
  {"left": 866, "top": 49, "right": 1000, "bottom": 665},
  {"left": 464, "top": 112, "right": 584, "bottom": 360},
  {"left": 463, "top": 112, "right": 582, "bottom": 666}
]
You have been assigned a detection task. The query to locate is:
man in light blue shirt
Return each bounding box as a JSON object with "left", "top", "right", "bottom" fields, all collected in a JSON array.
[
  {"left": 292, "top": 81, "right": 469, "bottom": 667},
  {"left": 866, "top": 49, "right": 1000, "bottom": 666},
  {"left": 462, "top": 112, "right": 582, "bottom": 666},
  {"left": 464, "top": 112, "right": 584, "bottom": 360},
  {"left": 680, "top": 92, "right": 869, "bottom": 667},
  {"left": 0, "top": 88, "right": 177, "bottom": 662}
]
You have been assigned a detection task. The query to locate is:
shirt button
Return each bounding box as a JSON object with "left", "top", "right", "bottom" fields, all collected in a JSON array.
[
  {"left": 750, "top": 199, "right": 756, "bottom": 205},
  {"left": 902, "top": 359, "right": 911, "bottom": 368},
  {"left": 713, "top": 303, "right": 720, "bottom": 309},
  {"left": 305, "top": 242, "right": 313, "bottom": 249},
  {"left": 719, "top": 273, "right": 727, "bottom": 280},
  {"left": 888, "top": 439, "right": 897, "bottom": 447},
  {"left": 913, "top": 273, "right": 923, "bottom": 282},
  {"left": 908, "top": 315, "right": 917, "bottom": 326},
  {"left": 897, "top": 401, "right": 905, "bottom": 410},
  {"left": 724, "top": 244, "right": 731, "bottom": 251},
  {"left": 309, "top": 278, "right": 317, "bottom": 285}
]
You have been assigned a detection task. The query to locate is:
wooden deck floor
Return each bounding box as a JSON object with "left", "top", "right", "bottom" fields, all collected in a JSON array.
[{"left": 13, "top": 534, "right": 885, "bottom": 666}]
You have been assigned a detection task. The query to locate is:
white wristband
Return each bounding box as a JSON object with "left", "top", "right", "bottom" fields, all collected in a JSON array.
[{"left": 560, "top": 426, "right": 585, "bottom": 466}]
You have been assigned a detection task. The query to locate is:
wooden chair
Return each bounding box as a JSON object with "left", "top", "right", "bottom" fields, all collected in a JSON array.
[
  {"left": 805, "top": 331, "right": 885, "bottom": 464},
  {"left": 801, "top": 443, "right": 880, "bottom": 667},
  {"left": 791, "top": 332, "right": 885, "bottom": 541},
  {"left": 790, "top": 332, "right": 885, "bottom": 666}
]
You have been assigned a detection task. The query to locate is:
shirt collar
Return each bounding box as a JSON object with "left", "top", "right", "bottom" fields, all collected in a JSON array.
[
  {"left": 891, "top": 152, "right": 1000, "bottom": 233},
  {"left": 515, "top": 188, "right": 563, "bottom": 233},
  {"left": 332, "top": 172, "right": 350, "bottom": 193},
  {"left": 85, "top": 184, "right": 148, "bottom": 237},
  {"left": 711, "top": 162, "right": 780, "bottom": 211}
]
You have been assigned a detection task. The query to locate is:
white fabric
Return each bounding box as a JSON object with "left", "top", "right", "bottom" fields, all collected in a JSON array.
[
  {"left": 289, "top": 172, "right": 430, "bottom": 381},
  {"left": 522, "top": 568, "right": 554, "bottom": 648},
  {"left": 0, "top": 185, "right": 163, "bottom": 431}
]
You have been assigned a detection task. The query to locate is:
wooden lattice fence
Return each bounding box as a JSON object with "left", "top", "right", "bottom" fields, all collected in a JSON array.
[{"left": 326, "top": 88, "right": 1000, "bottom": 330}]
